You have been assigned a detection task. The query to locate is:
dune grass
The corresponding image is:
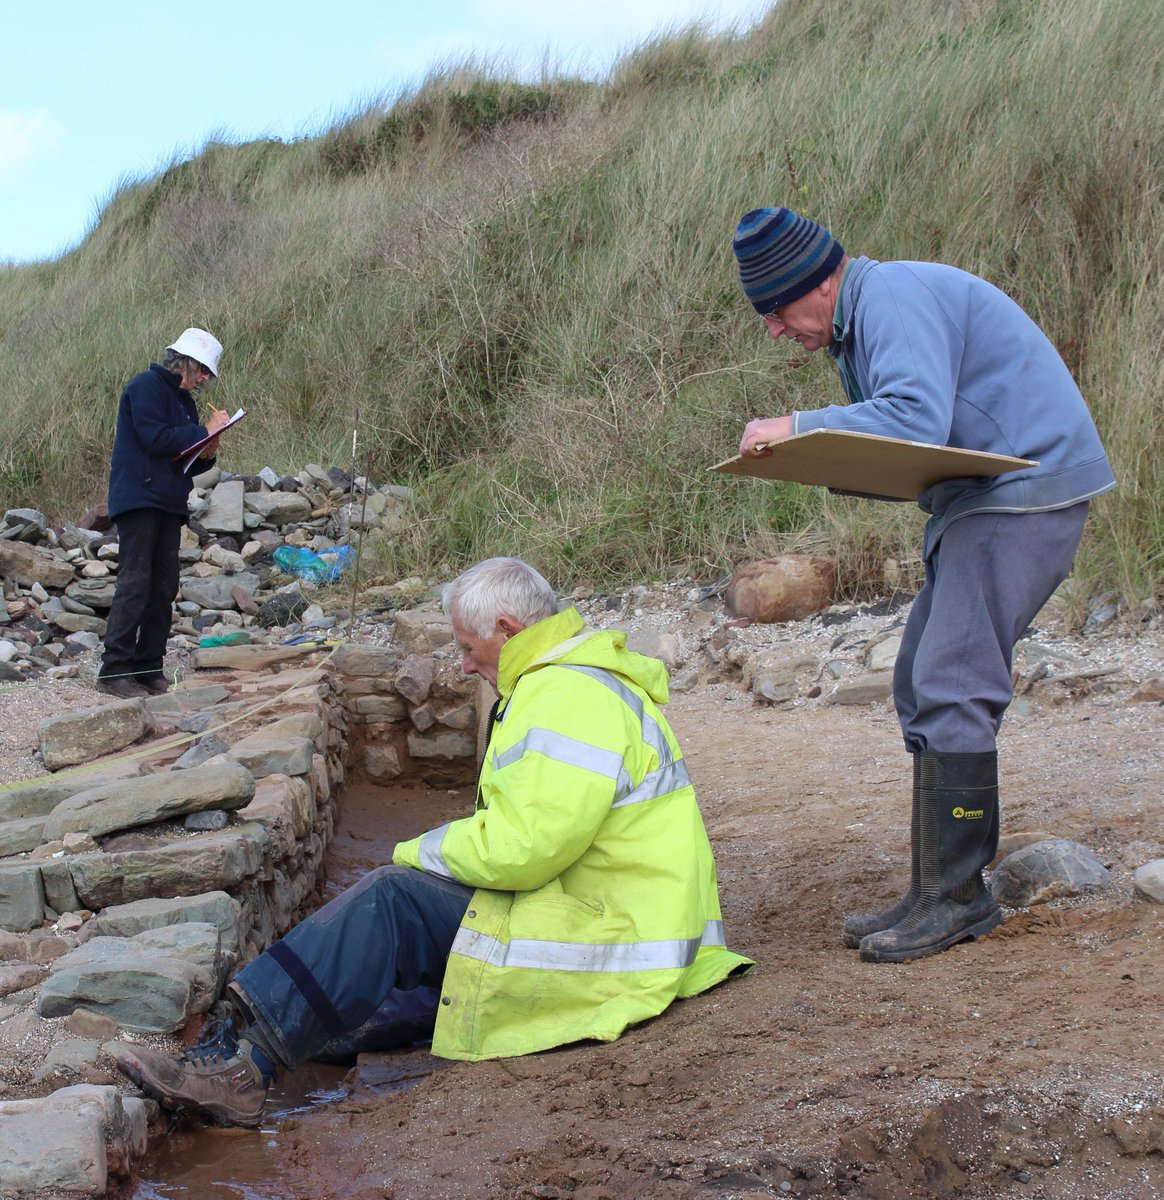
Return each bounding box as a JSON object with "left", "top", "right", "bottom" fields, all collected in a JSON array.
[{"left": 1, "top": 0, "right": 1160, "bottom": 618}]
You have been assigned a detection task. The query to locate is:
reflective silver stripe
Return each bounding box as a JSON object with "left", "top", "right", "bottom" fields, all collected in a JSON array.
[
  {"left": 494, "top": 726, "right": 624, "bottom": 781},
  {"left": 613, "top": 759, "right": 692, "bottom": 809},
  {"left": 452, "top": 919, "right": 725, "bottom": 973},
  {"left": 558, "top": 664, "right": 676, "bottom": 770},
  {"left": 490, "top": 666, "right": 691, "bottom": 810},
  {"left": 417, "top": 823, "right": 456, "bottom": 879}
]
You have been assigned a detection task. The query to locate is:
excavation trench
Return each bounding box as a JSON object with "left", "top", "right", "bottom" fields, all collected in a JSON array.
[{"left": 126, "top": 777, "right": 468, "bottom": 1200}]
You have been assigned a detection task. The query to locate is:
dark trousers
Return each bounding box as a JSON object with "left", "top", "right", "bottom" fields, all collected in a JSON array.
[
  {"left": 99, "top": 508, "right": 184, "bottom": 684},
  {"left": 231, "top": 865, "right": 473, "bottom": 1071},
  {"left": 893, "top": 504, "right": 1089, "bottom": 754}
]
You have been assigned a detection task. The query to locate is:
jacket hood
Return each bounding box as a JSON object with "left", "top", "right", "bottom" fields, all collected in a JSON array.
[{"left": 498, "top": 605, "right": 670, "bottom": 704}]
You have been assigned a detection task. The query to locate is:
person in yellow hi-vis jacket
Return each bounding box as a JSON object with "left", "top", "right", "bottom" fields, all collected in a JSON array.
[{"left": 118, "top": 557, "right": 753, "bottom": 1127}]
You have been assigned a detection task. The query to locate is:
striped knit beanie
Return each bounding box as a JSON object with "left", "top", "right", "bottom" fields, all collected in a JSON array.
[{"left": 733, "top": 208, "right": 845, "bottom": 315}]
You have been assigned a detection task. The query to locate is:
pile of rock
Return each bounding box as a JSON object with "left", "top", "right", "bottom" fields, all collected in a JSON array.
[{"left": 0, "top": 462, "right": 411, "bottom": 682}]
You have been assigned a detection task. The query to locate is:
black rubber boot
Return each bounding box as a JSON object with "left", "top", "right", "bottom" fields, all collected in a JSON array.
[
  {"left": 841, "top": 755, "right": 920, "bottom": 948},
  {"left": 859, "top": 751, "right": 1003, "bottom": 963}
]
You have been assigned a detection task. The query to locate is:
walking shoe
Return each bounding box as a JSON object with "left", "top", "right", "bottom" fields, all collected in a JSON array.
[
  {"left": 96, "top": 677, "right": 149, "bottom": 700},
  {"left": 116, "top": 1019, "right": 273, "bottom": 1127},
  {"left": 140, "top": 676, "right": 172, "bottom": 695}
]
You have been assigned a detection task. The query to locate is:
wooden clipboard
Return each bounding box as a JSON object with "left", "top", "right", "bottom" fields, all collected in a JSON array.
[{"left": 710, "top": 429, "right": 1037, "bottom": 501}]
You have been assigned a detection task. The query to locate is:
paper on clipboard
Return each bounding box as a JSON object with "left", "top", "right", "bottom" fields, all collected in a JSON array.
[
  {"left": 174, "top": 408, "right": 247, "bottom": 473},
  {"left": 710, "top": 429, "right": 1037, "bottom": 501}
]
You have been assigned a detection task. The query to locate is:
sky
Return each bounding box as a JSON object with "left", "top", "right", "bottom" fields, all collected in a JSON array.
[{"left": 0, "top": 0, "right": 771, "bottom": 265}]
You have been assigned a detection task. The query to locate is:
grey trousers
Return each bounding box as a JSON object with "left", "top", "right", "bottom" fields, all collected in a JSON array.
[{"left": 893, "top": 504, "right": 1089, "bottom": 754}]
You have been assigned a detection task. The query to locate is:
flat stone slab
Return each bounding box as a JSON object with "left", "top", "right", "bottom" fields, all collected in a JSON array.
[
  {"left": 43, "top": 922, "right": 224, "bottom": 1029},
  {"left": 0, "top": 768, "right": 145, "bottom": 821},
  {"left": 79, "top": 890, "right": 243, "bottom": 955},
  {"left": 68, "top": 823, "right": 269, "bottom": 908},
  {"left": 193, "top": 642, "right": 327, "bottom": 670},
  {"left": 0, "top": 1083, "right": 147, "bottom": 1196},
  {"left": 43, "top": 760, "right": 256, "bottom": 841},
  {"left": 37, "top": 699, "right": 151, "bottom": 771},
  {"left": 226, "top": 733, "right": 315, "bottom": 778}
]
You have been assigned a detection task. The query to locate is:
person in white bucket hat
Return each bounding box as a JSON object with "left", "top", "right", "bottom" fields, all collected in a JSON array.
[{"left": 97, "top": 328, "right": 231, "bottom": 698}]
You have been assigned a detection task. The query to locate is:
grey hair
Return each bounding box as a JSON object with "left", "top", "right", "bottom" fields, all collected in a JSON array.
[
  {"left": 162, "top": 349, "right": 206, "bottom": 378},
  {"left": 442, "top": 558, "right": 558, "bottom": 637}
]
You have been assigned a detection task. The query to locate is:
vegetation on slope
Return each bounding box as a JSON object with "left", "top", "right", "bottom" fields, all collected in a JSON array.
[{"left": 1, "top": 0, "right": 1160, "bottom": 619}]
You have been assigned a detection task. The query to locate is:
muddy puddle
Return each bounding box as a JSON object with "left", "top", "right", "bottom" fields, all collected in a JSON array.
[{"left": 128, "top": 780, "right": 469, "bottom": 1199}]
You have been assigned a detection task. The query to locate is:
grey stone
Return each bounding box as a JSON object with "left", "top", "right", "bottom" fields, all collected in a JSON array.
[
  {"left": 68, "top": 825, "right": 268, "bottom": 908},
  {"left": 39, "top": 952, "right": 197, "bottom": 1032},
  {"left": 395, "top": 654, "right": 435, "bottom": 705},
  {"left": 79, "top": 891, "right": 242, "bottom": 956},
  {"left": 0, "top": 768, "right": 145, "bottom": 821},
  {"left": 144, "top": 684, "right": 232, "bottom": 716},
  {"left": 0, "top": 1083, "right": 146, "bottom": 1195},
  {"left": 180, "top": 570, "right": 261, "bottom": 610},
  {"left": 244, "top": 490, "right": 312, "bottom": 525},
  {"left": 46, "top": 609, "right": 108, "bottom": 635},
  {"left": 865, "top": 632, "right": 903, "bottom": 672},
  {"left": 0, "top": 961, "right": 47, "bottom": 996},
  {"left": 625, "top": 628, "right": 684, "bottom": 669},
  {"left": 0, "top": 863, "right": 45, "bottom": 932},
  {"left": 43, "top": 760, "right": 256, "bottom": 841},
  {"left": 202, "top": 479, "right": 246, "bottom": 533},
  {"left": 3, "top": 507, "right": 47, "bottom": 532},
  {"left": 332, "top": 642, "right": 399, "bottom": 676},
  {"left": 352, "top": 694, "right": 407, "bottom": 720},
  {"left": 828, "top": 674, "right": 894, "bottom": 705},
  {"left": 65, "top": 578, "right": 117, "bottom": 609},
  {"left": 0, "top": 814, "right": 51, "bottom": 856},
  {"left": 173, "top": 734, "right": 231, "bottom": 769},
  {"left": 40, "top": 858, "right": 81, "bottom": 915},
  {"left": 227, "top": 733, "right": 315, "bottom": 778},
  {"left": 392, "top": 610, "right": 454, "bottom": 656},
  {"left": 364, "top": 744, "right": 403, "bottom": 782},
  {"left": 406, "top": 730, "right": 476, "bottom": 761},
  {"left": 36, "top": 699, "right": 150, "bottom": 771},
  {"left": 990, "top": 839, "right": 1111, "bottom": 907},
  {"left": 1132, "top": 859, "right": 1164, "bottom": 903},
  {"left": 33, "top": 1037, "right": 100, "bottom": 1081},
  {"left": 184, "top": 808, "right": 229, "bottom": 831},
  {"left": 0, "top": 539, "right": 75, "bottom": 589}
]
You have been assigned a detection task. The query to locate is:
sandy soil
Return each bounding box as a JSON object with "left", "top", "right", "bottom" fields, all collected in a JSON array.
[{"left": 239, "top": 676, "right": 1163, "bottom": 1200}]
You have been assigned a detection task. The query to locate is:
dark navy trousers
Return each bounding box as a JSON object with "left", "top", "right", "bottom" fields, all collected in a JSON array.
[
  {"left": 100, "top": 507, "right": 184, "bottom": 685},
  {"left": 231, "top": 865, "right": 473, "bottom": 1071},
  {"left": 893, "top": 504, "right": 1089, "bottom": 754}
]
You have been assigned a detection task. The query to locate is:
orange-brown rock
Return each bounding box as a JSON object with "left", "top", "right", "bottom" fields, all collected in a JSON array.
[{"left": 725, "top": 554, "right": 836, "bottom": 623}]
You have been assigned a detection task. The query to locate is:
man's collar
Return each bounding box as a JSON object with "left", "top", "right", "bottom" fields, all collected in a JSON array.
[{"left": 828, "top": 260, "right": 854, "bottom": 359}]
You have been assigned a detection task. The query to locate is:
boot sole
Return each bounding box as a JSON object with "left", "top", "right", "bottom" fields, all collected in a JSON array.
[{"left": 859, "top": 908, "right": 1004, "bottom": 964}]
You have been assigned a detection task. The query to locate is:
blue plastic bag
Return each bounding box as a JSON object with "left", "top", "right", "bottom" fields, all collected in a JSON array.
[
  {"left": 272, "top": 544, "right": 352, "bottom": 584},
  {"left": 272, "top": 545, "right": 329, "bottom": 584},
  {"left": 316, "top": 544, "right": 353, "bottom": 583}
]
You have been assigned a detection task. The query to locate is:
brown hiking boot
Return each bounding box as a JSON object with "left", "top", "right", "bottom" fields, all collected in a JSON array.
[
  {"left": 116, "top": 1019, "right": 272, "bottom": 1127},
  {"left": 96, "top": 677, "right": 148, "bottom": 699},
  {"left": 140, "top": 676, "right": 172, "bottom": 695}
]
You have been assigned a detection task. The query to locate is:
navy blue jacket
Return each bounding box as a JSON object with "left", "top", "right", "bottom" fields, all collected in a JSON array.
[{"left": 107, "top": 364, "right": 215, "bottom": 520}]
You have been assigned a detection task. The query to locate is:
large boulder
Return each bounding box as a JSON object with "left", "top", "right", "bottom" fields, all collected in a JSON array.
[{"left": 725, "top": 555, "right": 836, "bottom": 623}]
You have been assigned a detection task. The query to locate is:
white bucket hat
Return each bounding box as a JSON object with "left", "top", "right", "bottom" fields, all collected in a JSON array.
[{"left": 166, "top": 327, "right": 223, "bottom": 377}]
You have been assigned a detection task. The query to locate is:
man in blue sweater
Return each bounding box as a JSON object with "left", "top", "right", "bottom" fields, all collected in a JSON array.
[
  {"left": 732, "top": 208, "right": 1115, "bottom": 963},
  {"left": 97, "top": 328, "right": 231, "bottom": 699}
]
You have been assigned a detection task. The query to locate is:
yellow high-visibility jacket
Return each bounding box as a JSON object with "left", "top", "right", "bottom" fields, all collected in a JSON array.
[{"left": 393, "top": 606, "right": 753, "bottom": 1060}]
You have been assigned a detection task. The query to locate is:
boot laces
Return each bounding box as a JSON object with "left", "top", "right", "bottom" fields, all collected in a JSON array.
[{"left": 181, "top": 1017, "right": 242, "bottom": 1066}]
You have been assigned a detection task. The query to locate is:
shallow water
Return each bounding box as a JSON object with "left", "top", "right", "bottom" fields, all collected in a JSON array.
[{"left": 128, "top": 780, "right": 469, "bottom": 1199}]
